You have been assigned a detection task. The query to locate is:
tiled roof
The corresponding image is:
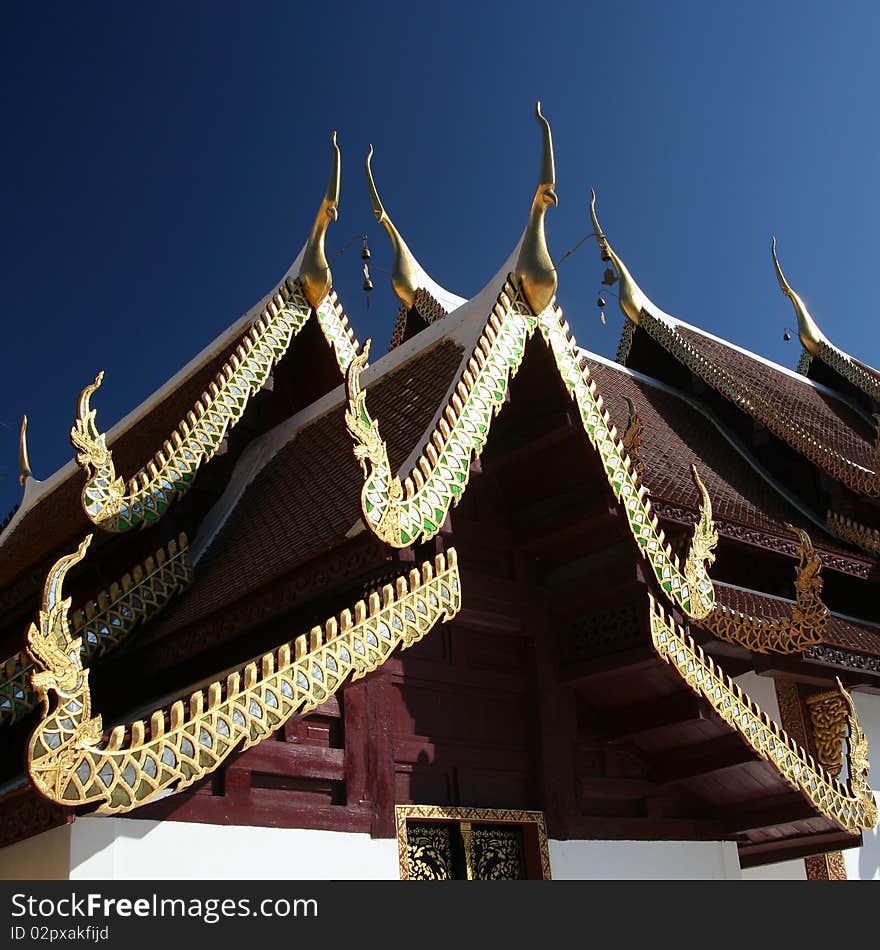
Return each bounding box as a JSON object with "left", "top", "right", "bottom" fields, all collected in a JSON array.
[
  {"left": 145, "top": 340, "right": 465, "bottom": 637},
  {"left": 714, "top": 582, "right": 880, "bottom": 657},
  {"left": 674, "top": 326, "right": 876, "bottom": 471},
  {"left": 0, "top": 337, "right": 240, "bottom": 591},
  {"left": 584, "top": 357, "right": 853, "bottom": 553}
]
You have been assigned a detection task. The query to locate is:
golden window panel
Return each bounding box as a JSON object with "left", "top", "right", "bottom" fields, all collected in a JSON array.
[{"left": 396, "top": 805, "right": 551, "bottom": 880}]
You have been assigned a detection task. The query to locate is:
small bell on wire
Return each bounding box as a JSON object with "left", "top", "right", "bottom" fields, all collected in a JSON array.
[
  {"left": 602, "top": 267, "right": 618, "bottom": 286},
  {"left": 361, "top": 234, "right": 371, "bottom": 261},
  {"left": 783, "top": 328, "right": 792, "bottom": 341},
  {"left": 597, "top": 296, "right": 606, "bottom": 309}
]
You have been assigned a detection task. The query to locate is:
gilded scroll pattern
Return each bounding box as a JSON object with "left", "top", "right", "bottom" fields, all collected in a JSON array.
[
  {"left": 616, "top": 320, "right": 636, "bottom": 365},
  {"left": 816, "top": 341, "right": 880, "bottom": 404},
  {"left": 620, "top": 396, "right": 645, "bottom": 477},
  {"left": 346, "top": 278, "right": 716, "bottom": 619},
  {"left": 649, "top": 596, "right": 877, "bottom": 835},
  {"left": 0, "top": 535, "right": 191, "bottom": 727},
  {"left": 696, "top": 527, "right": 828, "bottom": 654},
  {"left": 405, "top": 823, "right": 454, "bottom": 879},
  {"left": 347, "top": 278, "right": 538, "bottom": 547},
  {"left": 316, "top": 289, "right": 360, "bottom": 373},
  {"left": 468, "top": 826, "right": 526, "bottom": 880},
  {"left": 388, "top": 289, "right": 450, "bottom": 352},
  {"left": 395, "top": 805, "right": 551, "bottom": 880},
  {"left": 71, "top": 282, "right": 312, "bottom": 531},
  {"left": 538, "top": 309, "right": 716, "bottom": 619},
  {"left": 826, "top": 511, "right": 880, "bottom": 556},
  {"left": 27, "top": 543, "right": 460, "bottom": 814},
  {"left": 805, "top": 690, "right": 849, "bottom": 777},
  {"left": 637, "top": 310, "right": 880, "bottom": 498},
  {"left": 71, "top": 279, "right": 359, "bottom": 533}
]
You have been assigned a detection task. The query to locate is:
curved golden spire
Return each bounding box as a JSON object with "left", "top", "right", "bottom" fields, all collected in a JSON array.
[
  {"left": 365, "top": 145, "right": 420, "bottom": 309},
  {"left": 299, "top": 131, "right": 341, "bottom": 309},
  {"left": 771, "top": 237, "right": 825, "bottom": 356},
  {"left": 514, "top": 102, "right": 558, "bottom": 315},
  {"left": 19, "top": 415, "right": 33, "bottom": 486},
  {"left": 589, "top": 190, "right": 651, "bottom": 325}
]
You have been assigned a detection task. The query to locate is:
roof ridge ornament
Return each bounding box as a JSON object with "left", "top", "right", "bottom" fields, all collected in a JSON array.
[
  {"left": 19, "top": 416, "right": 33, "bottom": 487},
  {"left": 26, "top": 542, "right": 461, "bottom": 813},
  {"left": 771, "top": 237, "right": 826, "bottom": 357},
  {"left": 365, "top": 145, "right": 421, "bottom": 310},
  {"left": 696, "top": 524, "right": 829, "bottom": 653},
  {"left": 589, "top": 190, "right": 651, "bottom": 325},
  {"left": 299, "top": 131, "right": 341, "bottom": 310},
  {"left": 650, "top": 595, "right": 877, "bottom": 835},
  {"left": 514, "top": 102, "right": 558, "bottom": 315}
]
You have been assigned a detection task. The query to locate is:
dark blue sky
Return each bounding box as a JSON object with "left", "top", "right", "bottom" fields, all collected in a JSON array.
[{"left": 3, "top": 2, "right": 879, "bottom": 519}]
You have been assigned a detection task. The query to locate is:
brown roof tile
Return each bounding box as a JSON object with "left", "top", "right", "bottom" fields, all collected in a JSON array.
[
  {"left": 148, "top": 340, "right": 465, "bottom": 636},
  {"left": 675, "top": 326, "right": 875, "bottom": 470},
  {"left": 585, "top": 358, "right": 831, "bottom": 539},
  {"left": 714, "top": 583, "right": 880, "bottom": 657}
]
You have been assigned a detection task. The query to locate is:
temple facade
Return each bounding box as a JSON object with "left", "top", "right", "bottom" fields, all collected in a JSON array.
[{"left": 1, "top": 106, "right": 878, "bottom": 881}]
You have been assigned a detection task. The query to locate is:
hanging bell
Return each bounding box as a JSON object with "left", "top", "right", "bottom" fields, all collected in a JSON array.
[
  {"left": 361, "top": 246, "right": 371, "bottom": 261},
  {"left": 363, "top": 276, "right": 374, "bottom": 292},
  {"left": 601, "top": 250, "right": 611, "bottom": 263},
  {"left": 597, "top": 296, "right": 606, "bottom": 309},
  {"left": 783, "top": 329, "right": 791, "bottom": 341},
  {"left": 602, "top": 267, "right": 618, "bottom": 286}
]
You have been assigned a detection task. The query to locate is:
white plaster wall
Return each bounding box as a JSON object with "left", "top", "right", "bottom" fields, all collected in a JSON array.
[
  {"left": 740, "top": 859, "right": 807, "bottom": 881},
  {"left": 70, "top": 818, "right": 399, "bottom": 880},
  {"left": 547, "top": 839, "right": 742, "bottom": 880},
  {"left": 734, "top": 671, "right": 782, "bottom": 727},
  {"left": 0, "top": 824, "right": 71, "bottom": 880}
]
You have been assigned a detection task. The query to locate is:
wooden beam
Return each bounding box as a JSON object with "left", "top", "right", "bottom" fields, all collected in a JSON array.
[
  {"left": 649, "top": 733, "right": 755, "bottom": 785},
  {"left": 602, "top": 691, "right": 707, "bottom": 742},
  {"left": 559, "top": 648, "right": 656, "bottom": 686},
  {"left": 720, "top": 793, "right": 818, "bottom": 836},
  {"left": 738, "top": 830, "right": 862, "bottom": 869},
  {"left": 578, "top": 777, "right": 657, "bottom": 802}
]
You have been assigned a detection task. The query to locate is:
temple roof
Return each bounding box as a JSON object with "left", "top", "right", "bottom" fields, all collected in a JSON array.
[
  {"left": 583, "top": 353, "right": 868, "bottom": 567},
  {"left": 142, "top": 338, "right": 465, "bottom": 643},
  {"left": 3, "top": 118, "right": 879, "bottom": 859}
]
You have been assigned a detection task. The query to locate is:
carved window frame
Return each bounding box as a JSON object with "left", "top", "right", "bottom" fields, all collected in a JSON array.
[{"left": 395, "top": 805, "right": 551, "bottom": 880}]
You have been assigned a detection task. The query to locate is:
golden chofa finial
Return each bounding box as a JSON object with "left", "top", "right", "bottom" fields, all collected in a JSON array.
[
  {"left": 771, "top": 237, "right": 826, "bottom": 356},
  {"left": 514, "top": 101, "right": 558, "bottom": 315},
  {"left": 365, "top": 145, "right": 420, "bottom": 309},
  {"left": 19, "top": 415, "right": 33, "bottom": 486},
  {"left": 589, "top": 189, "right": 650, "bottom": 325},
  {"left": 299, "top": 131, "right": 341, "bottom": 310}
]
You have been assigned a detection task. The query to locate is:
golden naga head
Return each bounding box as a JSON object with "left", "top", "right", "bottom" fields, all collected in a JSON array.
[
  {"left": 365, "top": 144, "right": 420, "bottom": 310},
  {"left": 299, "top": 131, "right": 341, "bottom": 309},
  {"left": 589, "top": 190, "right": 650, "bottom": 326},
  {"left": 771, "top": 237, "right": 826, "bottom": 357},
  {"left": 515, "top": 101, "right": 558, "bottom": 315}
]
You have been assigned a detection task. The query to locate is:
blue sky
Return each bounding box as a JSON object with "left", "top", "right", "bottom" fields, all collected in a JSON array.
[{"left": 3, "top": 1, "right": 879, "bottom": 518}]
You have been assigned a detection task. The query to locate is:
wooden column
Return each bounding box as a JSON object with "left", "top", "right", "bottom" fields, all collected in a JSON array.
[{"left": 516, "top": 550, "right": 578, "bottom": 838}]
